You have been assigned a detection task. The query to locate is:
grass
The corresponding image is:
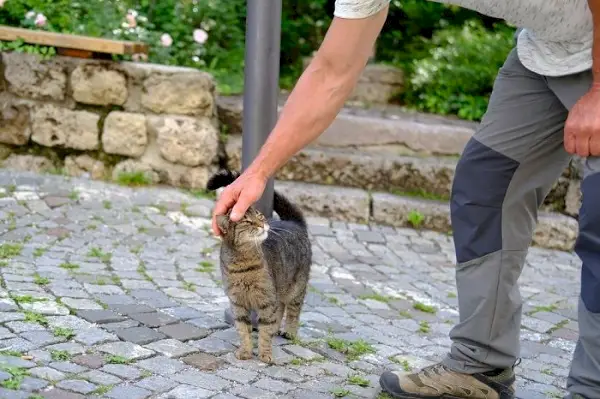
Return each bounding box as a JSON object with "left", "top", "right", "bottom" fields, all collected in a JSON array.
[
  {"left": 331, "top": 388, "right": 351, "bottom": 397},
  {"left": 413, "top": 302, "right": 436, "bottom": 314},
  {"left": 11, "top": 295, "right": 47, "bottom": 304},
  {"left": 52, "top": 327, "right": 75, "bottom": 340},
  {"left": 0, "top": 366, "right": 29, "bottom": 390},
  {"left": 189, "top": 189, "right": 216, "bottom": 200},
  {"left": 391, "top": 188, "right": 448, "bottom": 201},
  {"left": 116, "top": 171, "right": 152, "bottom": 187},
  {"left": 33, "top": 273, "right": 49, "bottom": 285},
  {"left": 289, "top": 356, "right": 325, "bottom": 366},
  {"left": 196, "top": 261, "right": 214, "bottom": 273},
  {"left": 68, "top": 190, "right": 79, "bottom": 201},
  {"left": 105, "top": 355, "right": 131, "bottom": 364},
  {"left": 59, "top": 262, "right": 79, "bottom": 270},
  {"left": 527, "top": 303, "right": 559, "bottom": 315},
  {"left": 0, "top": 243, "right": 22, "bottom": 259},
  {"left": 49, "top": 349, "right": 71, "bottom": 361},
  {"left": 407, "top": 210, "right": 425, "bottom": 228},
  {"left": 347, "top": 374, "right": 370, "bottom": 387},
  {"left": 418, "top": 321, "right": 431, "bottom": 334},
  {"left": 447, "top": 292, "right": 457, "bottom": 298},
  {"left": 389, "top": 357, "right": 412, "bottom": 372},
  {"left": 110, "top": 275, "right": 121, "bottom": 285},
  {"left": 103, "top": 200, "right": 112, "bottom": 210},
  {"left": 91, "top": 385, "right": 113, "bottom": 395},
  {"left": 137, "top": 262, "right": 152, "bottom": 282},
  {"left": 0, "top": 350, "right": 23, "bottom": 357},
  {"left": 358, "top": 293, "right": 391, "bottom": 303},
  {"left": 23, "top": 311, "right": 48, "bottom": 327},
  {"left": 399, "top": 310, "right": 413, "bottom": 319},
  {"left": 182, "top": 281, "right": 195, "bottom": 292},
  {"left": 326, "top": 337, "right": 375, "bottom": 361},
  {"left": 328, "top": 296, "right": 340, "bottom": 305},
  {"left": 87, "top": 247, "right": 112, "bottom": 263},
  {"left": 377, "top": 393, "right": 394, "bottom": 399},
  {"left": 547, "top": 319, "right": 569, "bottom": 334}
]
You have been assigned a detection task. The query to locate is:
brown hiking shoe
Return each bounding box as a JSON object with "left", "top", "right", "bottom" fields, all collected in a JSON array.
[{"left": 379, "top": 362, "right": 515, "bottom": 399}]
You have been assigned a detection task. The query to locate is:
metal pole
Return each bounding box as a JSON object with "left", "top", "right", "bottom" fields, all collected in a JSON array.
[
  {"left": 241, "top": 0, "right": 282, "bottom": 218},
  {"left": 224, "top": 0, "right": 282, "bottom": 329}
]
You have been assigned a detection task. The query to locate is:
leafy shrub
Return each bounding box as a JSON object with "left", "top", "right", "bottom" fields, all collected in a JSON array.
[{"left": 400, "top": 20, "right": 515, "bottom": 121}]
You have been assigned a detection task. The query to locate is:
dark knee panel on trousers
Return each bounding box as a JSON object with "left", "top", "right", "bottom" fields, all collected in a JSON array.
[
  {"left": 577, "top": 173, "right": 600, "bottom": 313},
  {"left": 451, "top": 138, "right": 520, "bottom": 264}
]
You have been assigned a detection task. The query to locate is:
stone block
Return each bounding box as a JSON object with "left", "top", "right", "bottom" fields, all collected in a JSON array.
[
  {"left": 71, "top": 64, "right": 128, "bottom": 105},
  {"left": 2, "top": 53, "right": 67, "bottom": 101},
  {"left": 112, "top": 159, "right": 160, "bottom": 184},
  {"left": 273, "top": 181, "right": 370, "bottom": 223},
  {"left": 158, "top": 322, "right": 210, "bottom": 341},
  {"left": 103, "top": 111, "right": 148, "bottom": 157},
  {"left": 0, "top": 103, "right": 31, "bottom": 145},
  {"left": 31, "top": 104, "right": 99, "bottom": 150},
  {"left": 141, "top": 71, "right": 215, "bottom": 116},
  {"left": 149, "top": 115, "right": 218, "bottom": 167},
  {"left": 533, "top": 213, "right": 578, "bottom": 252},
  {"left": 64, "top": 155, "right": 106, "bottom": 180},
  {"left": 2, "top": 154, "right": 54, "bottom": 173},
  {"left": 371, "top": 193, "right": 451, "bottom": 231},
  {"left": 115, "top": 326, "right": 166, "bottom": 345}
]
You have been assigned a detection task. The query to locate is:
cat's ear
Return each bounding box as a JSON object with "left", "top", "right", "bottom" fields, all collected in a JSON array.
[{"left": 216, "top": 215, "right": 229, "bottom": 234}]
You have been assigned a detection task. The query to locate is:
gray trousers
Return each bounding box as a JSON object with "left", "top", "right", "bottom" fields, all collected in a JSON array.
[{"left": 441, "top": 47, "right": 600, "bottom": 398}]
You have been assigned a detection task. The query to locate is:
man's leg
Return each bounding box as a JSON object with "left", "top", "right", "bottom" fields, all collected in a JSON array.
[
  {"left": 545, "top": 69, "right": 600, "bottom": 399},
  {"left": 381, "top": 48, "right": 572, "bottom": 397}
]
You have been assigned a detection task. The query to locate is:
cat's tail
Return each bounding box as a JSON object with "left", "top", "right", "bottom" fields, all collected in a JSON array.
[
  {"left": 206, "top": 170, "right": 240, "bottom": 191},
  {"left": 273, "top": 191, "right": 306, "bottom": 229},
  {"left": 206, "top": 169, "right": 307, "bottom": 228}
]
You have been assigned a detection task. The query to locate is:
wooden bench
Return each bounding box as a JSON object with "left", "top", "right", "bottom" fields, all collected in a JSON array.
[{"left": 0, "top": 26, "right": 148, "bottom": 59}]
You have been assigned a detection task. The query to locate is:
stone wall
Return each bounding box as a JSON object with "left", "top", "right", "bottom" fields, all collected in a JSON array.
[{"left": 0, "top": 52, "right": 220, "bottom": 189}]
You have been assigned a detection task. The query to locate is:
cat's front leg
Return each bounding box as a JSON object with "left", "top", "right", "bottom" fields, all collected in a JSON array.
[
  {"left": 256, "top": 303, "right": 278, "bottom": 363},
  {"left": 231, "top": 303, "right": 253, "bottom": 360}
]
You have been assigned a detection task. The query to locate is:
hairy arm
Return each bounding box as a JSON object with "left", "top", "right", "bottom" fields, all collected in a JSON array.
[{"left": 244, "top": 6, "right": 389, "bottom": 180}]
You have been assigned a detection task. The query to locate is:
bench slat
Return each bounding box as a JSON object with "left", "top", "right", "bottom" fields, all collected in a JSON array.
[{"left": 0, "top": 26, "right": 148, "bottom": 55}]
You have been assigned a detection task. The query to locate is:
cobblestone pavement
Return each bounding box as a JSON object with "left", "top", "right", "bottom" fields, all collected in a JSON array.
[{"left": 0, "top": 171, "right": 581, "bottom": 399}]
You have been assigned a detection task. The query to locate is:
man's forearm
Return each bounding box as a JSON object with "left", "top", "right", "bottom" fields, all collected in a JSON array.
[
  {"left": 246, "top": 56, "right": 362, "bottom": 179},
  {"left": 244, "top": 9, "right": 388, "bottom": 180},
  {"left": 590, "top": 0, "right": 600, "bottom": 85}
]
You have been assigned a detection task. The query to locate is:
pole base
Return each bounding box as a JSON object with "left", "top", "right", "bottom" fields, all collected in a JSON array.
[{"left": 224, "top": 308, "right": 259, "bottom": 331}]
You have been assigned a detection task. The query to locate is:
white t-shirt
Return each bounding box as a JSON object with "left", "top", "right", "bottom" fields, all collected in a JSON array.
[{"left": 334, "top": 0, "right": 593, "bottom": 77}]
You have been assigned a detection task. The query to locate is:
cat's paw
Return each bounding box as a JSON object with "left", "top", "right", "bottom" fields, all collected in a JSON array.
[
  {"left": 235, "top": 348, "right": 253, "bottom": 360},
  {"left": 258, "top": 351, "right": 273, "bottom": 364}
]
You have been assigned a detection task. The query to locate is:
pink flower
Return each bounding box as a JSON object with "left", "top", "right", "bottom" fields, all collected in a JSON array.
[
  {"left": 160, "top": 33, "right": 173, "bottom": 47},
  {"left": 193, "top": 29, "right": 208, "bottom": 44},
  {"left": 34, "top": 13, "right": 47, "bottom": 27},
  {"left": 126, "top": 12, "right": 137, "bottom": 28},
  {"left": 0, "top": 0, "right": 6, "bottom": 8}
]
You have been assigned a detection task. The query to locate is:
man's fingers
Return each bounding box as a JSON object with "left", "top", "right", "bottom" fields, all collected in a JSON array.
[
  {"left": 230, "top": 190, "right": 254, "bottom": 221},
  {"left": 576, "top": 135, "right": 591, "bottom": 157},
  {"left": 211, "top": 188, "right": 237, "bottom": 236},
  {"left": 590, "top": 134, "right": 600, "bottom": 157},
  {"left": 564, "top": 134, "right": 576, "bottom": 154}
]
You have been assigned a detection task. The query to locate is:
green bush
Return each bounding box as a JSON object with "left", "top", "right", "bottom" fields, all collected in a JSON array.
[
  {"left": 401, "top": 20, "right": 515, "bottom": 121},
  {"left": 0, "top": 0, "right": 513, "bottom": 120}
]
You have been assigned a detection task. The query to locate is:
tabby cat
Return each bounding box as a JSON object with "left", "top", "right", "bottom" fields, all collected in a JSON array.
[{"left": 207, "top": 170, "right": 312, "bottom": 363}]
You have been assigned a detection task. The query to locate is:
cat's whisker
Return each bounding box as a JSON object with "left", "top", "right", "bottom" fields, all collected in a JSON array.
[{"left": 270, "top": 226, "right": 293, "bottom": 235}]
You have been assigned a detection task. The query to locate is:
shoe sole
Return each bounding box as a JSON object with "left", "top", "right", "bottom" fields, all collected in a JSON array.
[{"left": 379, "top": 378, "right": 477, "bottom": 399}]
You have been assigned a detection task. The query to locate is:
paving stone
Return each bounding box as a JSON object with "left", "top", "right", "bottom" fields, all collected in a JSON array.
[
  {"left": 109, "top": 304, "right": 155, "bottom": 315},
  {"left": 50, "top": 361, "right": 87, "bottom": 374},
  {"left": 135, "top": 375, "right": 178, "bottom": 392},
  {"left": 144, "top": 338, "right": 197, "bottom": 357},
  {"left": 105, "top": 384, "right": 152, "bottom": 399},
  {"left": 129, "top": 311, "right": 179, "bottom": 327},
  {"left": 78, "top": 369, "right": 122, "bottom": 385},
  {"left": 76, "top": 309, "right": 126, "bottom": 324},
  {"left": 158, "top": 385, "right": 215, "bottom": 398},
  {"left": 97, "top": 341, "right": 154, "bottom": 360},
  {"left": 173, "top": 369, "right": 231, "bottom": 391},
  {"left": 230, "top": 385, "right": 278, "bottom": 399},
  {"left": 20, "top": 376, "right": 49, "bottom": 390},
  {"left": 115, "top": 326, "right": 166, "bottom": 345},
  {"left": 29, "top": 366, "right": 67, "bottom": 381},
  {"left": 74, "top": 327, "right": 118, "bottom": 346},
  {"left": 57, "top": 379, "right": 98, "bottom": 394},
  {"left": 181, "top": 352, "right": 225, "bottom": 371},
  {"left": 101, "top": 363, "right": 143, "bottom": 379},
  {"left": 71, "top": 354, "right": 105, "bottom": 369},
  {"left": 135, "top": 355, "right": 187, "bottom": 375},
  {"left": 39, "top": 388, "right": 87, "bottom": 398},
  {"left": 189, "top": 336, "right": 236, "bottom": 355},
  {"left": 157, "top": 322, "right": 210, "bottom": 341}
]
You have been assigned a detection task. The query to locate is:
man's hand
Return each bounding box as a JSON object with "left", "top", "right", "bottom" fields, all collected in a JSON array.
[
  {"left": 211, "top": 170, "right": 267, "bottom": 236},
  {"left": 564, "top": 85, "right": 600, "bottom": 157}
]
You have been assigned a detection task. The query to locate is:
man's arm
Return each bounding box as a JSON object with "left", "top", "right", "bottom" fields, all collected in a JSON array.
[{"left": 243, "top": 6, "right": 389, "bottom": 180}]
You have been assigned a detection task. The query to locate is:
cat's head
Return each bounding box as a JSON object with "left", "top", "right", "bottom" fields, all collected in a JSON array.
[{"left": 216, "top": 207, "right": 270, "bottom": 245}]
